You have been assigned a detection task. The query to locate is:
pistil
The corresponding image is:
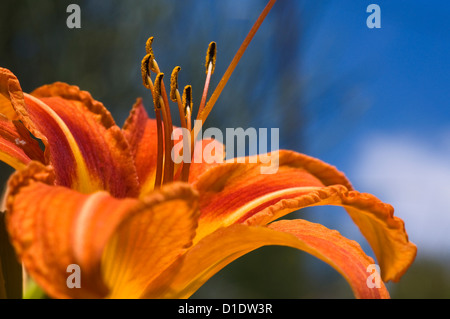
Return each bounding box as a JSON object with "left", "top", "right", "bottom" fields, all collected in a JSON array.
[{"left": 198, "top": 0, "right": 277, "bottom": 124}]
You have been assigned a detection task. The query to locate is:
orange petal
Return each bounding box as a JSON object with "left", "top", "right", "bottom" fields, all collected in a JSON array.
[
  {"left": 122, "top": 99, "right": 159, "bottom": 196},
  {"left": 192, "top": 150, "right": 416, "bottom": 282},
  {"left": 0, "top": 115, "right": 44, "bottom": 170},
  {"left": 1, "top": 68, "right": 139, "bottom": 197},
  {"left": 142, "top": 219, "right": 390, "bottom": 299},
  {"left": 6, "top": 161, "right": 199, "bottom": 299},
  {"left": 122, "top": 101, "right": 188, "bottom": 194},
  {"left": 268, "top": 220, "right": 390, "bottom": 298},
  {"left": 192, "top": 150, "right": 350, "bottom": 237},
  {"left": 0, "top": 68, "right": 20, "bottom": 120},
  {"left": 187, "top": 138, "right": 226, "bottom": 184},
  {"left": 172, "top": 138, "right": 225, "bottom": 184}
]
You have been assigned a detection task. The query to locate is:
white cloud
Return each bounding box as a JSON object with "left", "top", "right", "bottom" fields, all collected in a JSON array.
[{"left": 351, "top": 131, "right": 450, "bottom": 260}]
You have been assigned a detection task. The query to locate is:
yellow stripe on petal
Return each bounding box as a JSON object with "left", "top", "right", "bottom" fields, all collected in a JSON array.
[
  {"left": 193, "top": 186, "right": 323, "bottom": 240},
  {"left": 0, "top": 150, "right": 27, "bottom": 171},
  {"left": 23, "top": 94, "right": 98, "bottom": 193},
  {"left": 31, "top": 84, "right": 140, "bottom": 197},
  {"left": 142, "top": 220, "right": 390, "bottom": 299}
]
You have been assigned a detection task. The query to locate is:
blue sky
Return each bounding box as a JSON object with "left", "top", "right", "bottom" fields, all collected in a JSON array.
[
  {"left": 299, "top": 1, "right": 450, "bottom": 260},
  {"left": 302, "top": 1, "right": 450, "bottom": 155}
]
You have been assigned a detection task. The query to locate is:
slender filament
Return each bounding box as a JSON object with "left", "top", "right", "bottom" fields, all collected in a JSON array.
[{"left": 198, "top": 0, "right": 277, "bottom": 123}]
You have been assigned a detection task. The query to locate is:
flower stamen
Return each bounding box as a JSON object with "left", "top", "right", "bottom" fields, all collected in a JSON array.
[
  {"left": 170, "top": 66, "right": 187, "bottom": 130},
  {"left": 181, "top": 85, "right": 193, "bottom": 182},
  {"left": 197, "top": 42, "right": 216, "bottom": 119},
  {"left": 183, "top": 85, "right": 193, "bottom": 132},
  {"left": 141, "top": 50, "right": 164, "bottom": 188},
  {"left": 140, "top": 53, "right": 154, "bottom": 90},
  {"left": 151, "top": 73, "right": 165, "bottom": 188},
  {"left": 141, "top": 0, "right": 277, "bottom": 185},
  {"left": 145, "top": 37, "right": 158, "bottom": 73},
  {"left": 153, "top": 72, "right": 174, "bottom": 184}
]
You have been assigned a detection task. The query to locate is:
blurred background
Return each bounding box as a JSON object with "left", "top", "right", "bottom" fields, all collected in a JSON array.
[{"left": 0, "top": 0, "right": 449, "bottom": 298}]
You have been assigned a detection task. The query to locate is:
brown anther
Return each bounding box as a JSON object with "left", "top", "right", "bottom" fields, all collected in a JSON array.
[
  {"left": 153, "top": 73, "right": 164, "bottom": 109},
  {"left": 145, "top": 36, "right": 154, "bottom": 55},
  {"left": 170, "top": 66, "right": 181, "bottom": 102},
  {"left": 142, "top": 37, "right": 158, "bottom": 73},
  {"left": 182, "top": 85, "right": 193, "bottom": 115},
  {"left": 141, "top": 53, "right": 153, "bottom": 89},
  {"left": 205, "top": 42, "right": 217, "bottom": 74}
]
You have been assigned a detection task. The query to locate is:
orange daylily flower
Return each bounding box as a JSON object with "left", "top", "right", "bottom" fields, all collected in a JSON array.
[{"left": 0, "top": 0, "right": 416, "bottom": 299}]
